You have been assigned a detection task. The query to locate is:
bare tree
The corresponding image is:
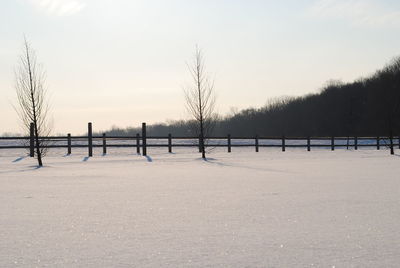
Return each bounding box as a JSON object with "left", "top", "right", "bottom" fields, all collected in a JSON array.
[
  {"left": 184, "top": 47, "right": 216, "bottom": 159},
  {"left": 14, "top": 38, "right": 51, "bottom": 166}
]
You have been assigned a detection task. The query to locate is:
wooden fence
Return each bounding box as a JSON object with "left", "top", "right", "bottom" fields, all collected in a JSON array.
[{"left": 1, "top": 122, "right": 399, "bottom": 157}]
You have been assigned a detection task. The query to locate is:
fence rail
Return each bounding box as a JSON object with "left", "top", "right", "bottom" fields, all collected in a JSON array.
[{"left": 1, "top": 122, "right": 399, "bottom": 157}]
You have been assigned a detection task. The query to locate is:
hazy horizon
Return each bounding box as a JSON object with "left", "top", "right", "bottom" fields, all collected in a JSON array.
[{"left": 2, "top": 0, "right": 400, "bottom": 134}]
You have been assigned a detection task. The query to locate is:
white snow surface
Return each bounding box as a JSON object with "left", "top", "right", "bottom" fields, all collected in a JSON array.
[{"left": 0, "top": 148, "right": 399, "bottom": 267}]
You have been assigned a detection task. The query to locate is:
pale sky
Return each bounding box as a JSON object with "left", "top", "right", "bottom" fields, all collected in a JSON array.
[{"left": 1, "top": 0, "right": 400, "bottom": 134}]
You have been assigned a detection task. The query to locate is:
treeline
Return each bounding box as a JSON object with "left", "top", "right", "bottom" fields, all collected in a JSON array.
[{"left": 101, "top": 57, "right": 400, "bottom": 137}]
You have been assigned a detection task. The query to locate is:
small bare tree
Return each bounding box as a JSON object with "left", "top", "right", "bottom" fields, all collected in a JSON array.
[
  {"left": 184, "top": 47, "right": 216, "bottom": 159},
  {"left": 15, "top": 38, "right": 51, "bottom": 167}
]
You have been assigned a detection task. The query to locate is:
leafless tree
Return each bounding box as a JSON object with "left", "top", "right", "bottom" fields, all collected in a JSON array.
[
  {"left": 184, "top": 47, "right": 216, "bottom": 159},
  {"left": 14, "top": 38, "right": 51, "bottom": 166}
]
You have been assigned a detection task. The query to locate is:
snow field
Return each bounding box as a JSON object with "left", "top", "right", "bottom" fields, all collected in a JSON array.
[{"left": 0, "top": 148, "right": 399, "bottom": 267}]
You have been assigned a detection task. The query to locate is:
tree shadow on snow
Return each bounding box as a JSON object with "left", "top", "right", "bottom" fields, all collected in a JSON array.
[
  {"left": 82, "top": 157, "right": 90, "bottom": 162},
  {"left": 17, "top": 165, "right": 44, "bottom": 172},
  {"left": 12, "top": 156, "right": 27, "bottom": 163},
  {"left": 31, "top": 165, "right": 44, "bottom": 170},
  {"left": 195, "top": 157, "right": 217, "bottom": 162},
  {"left": 202, "top": 157, "right": 296, "bottom": 174},
  {"left": 144, "top": 155, "right": 153, "bottom": 162},
  {"left": 0, "top": 164, "right": 44, "bottom": 175}
]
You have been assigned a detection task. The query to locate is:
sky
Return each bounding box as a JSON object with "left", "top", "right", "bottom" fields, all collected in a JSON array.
[{"left": 1, "top": 0, "right": 400, "bottom": 134}]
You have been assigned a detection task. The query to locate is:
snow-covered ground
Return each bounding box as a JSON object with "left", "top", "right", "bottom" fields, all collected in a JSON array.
[{"left": 0, "top": 148, "right": 399, "bottom": 267}]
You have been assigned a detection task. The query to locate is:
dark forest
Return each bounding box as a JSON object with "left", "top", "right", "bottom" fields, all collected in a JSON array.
[{"left": 102, "top": 57, "right": 400, "bottom": 138}]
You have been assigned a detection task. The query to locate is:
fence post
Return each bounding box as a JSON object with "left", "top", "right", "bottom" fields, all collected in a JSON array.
[
  {"left": 255, "top": 135, "right": 259, "bottom": 152},
  {"left": 168, "top": 134, "right": 172, "bottom": 153},
  {"left": 88, "top": 122, "right": 93, "bottom": 157},
  {"left": 282, "top": 136, "right": 286, "bottom": 152},
  {"left": 136, "top": 133, "right": 140, "bottom": 154},
  {"left": 355, "top": 136, "right": 358, "bottom": 150},
  {"left": 228, "top": 134, "right": 231, "bottom": 153},
  {"left": 102, "top": 133, "right": 107, "bottom": 155},
  {"left": 142, "top": 123, "right": 147, "bottom": 156},
  {"left": 377, "top": 136, "right": 380, "bottom": 150},
  {"left": 29, "top": 123, "right": 34, "bottom": 157},
  {"left": 67, "top": 133, "right": 71, "bottom": 155},
  {"left": 307, "top": 136, "right": 311, "bottom": 152},
  {"left": 331, "top": 136, "right": 335, "bottom": 151}
]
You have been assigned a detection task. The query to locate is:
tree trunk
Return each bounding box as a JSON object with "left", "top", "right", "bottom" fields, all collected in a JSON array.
[
  {"left": 34, "top": 122, "right": 43, "bottom": 166},
  {"left": 200, "top": 119, "right": 205, "bottom": 159},
  {"left": 389, "top": 130, "right": 394, "bottom": 155}
]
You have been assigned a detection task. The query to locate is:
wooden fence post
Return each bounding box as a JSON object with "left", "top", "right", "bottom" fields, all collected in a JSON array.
[
  {"left": 29, "top": 123, "right": 34, "bottom": 157},
  {"left": 355, "top": 136, "right": 358, "bottom": 150},
  {"left": 255, "top": 135, "right": 260, "bottom": 153},
  {"left": 168, "top": 134, "right": 172, "bottom": 153},
  {"left": 67, "top": 133, "right": 71, "bottom": 155},
  {"left": 228, "top": 134, "right": 231, "bottom": 153},
  {"left": 331, "top": 136, "right": 335, "bottom": 151},
  {"left": 377, "top": 136, "right": 380, "bottom": 150},
  {"left": 102, "top": 133, "right": 107, "bottom": 155},
  {"left": 136, "top": 133, "right": 140, "bottom": 154},
  {"left": 307, "top": 136, "right": 311, "bottom": 152},
  {"left": 88, "top": 122, "right": 93, "bottom": 157},
  {"left": 282, "top": 136, "right": 286, "bottom": 152},
  {"left": 142, "top": 123, "right": 147, "bottom": 156}
]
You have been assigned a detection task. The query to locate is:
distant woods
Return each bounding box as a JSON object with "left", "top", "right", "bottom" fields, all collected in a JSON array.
[{"left": 99, "top": 57, "right": 400, "bottom": 138}]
